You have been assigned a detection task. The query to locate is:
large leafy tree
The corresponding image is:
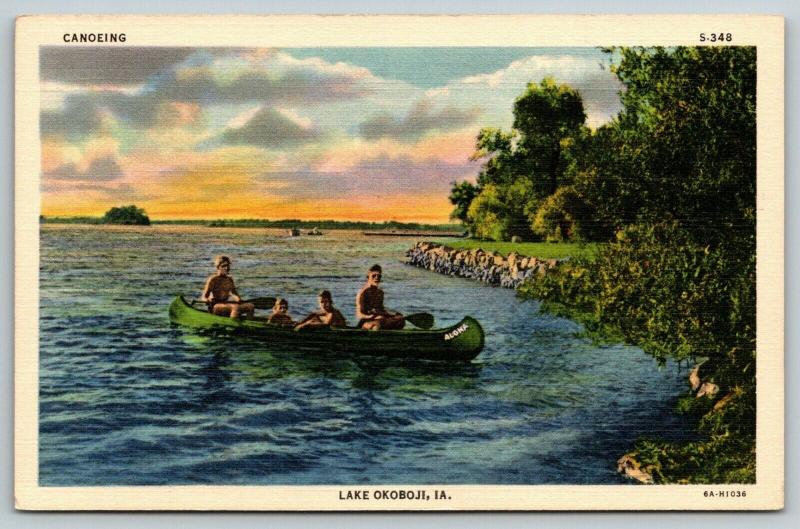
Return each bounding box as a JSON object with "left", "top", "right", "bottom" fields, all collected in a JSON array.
[
  {"left": 575, "top": 47, "right": 756, "bottom": 250},
  {"left": 512, "top": 77, "right": 586, "bottom": 196},
  {"left": 451, "top": 77, "right": 587, "bottom": 240}
]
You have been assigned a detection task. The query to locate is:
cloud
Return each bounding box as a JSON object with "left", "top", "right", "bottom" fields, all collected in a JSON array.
[
  {"left": 44, "top": 154, "right": 125, "bottom": 182},
  {"left": 40, "top": 96, "right": 104, "bottom": 138},
  {"left": 266, "top": 154, "right": 479, "bottom": 200},
  {"left": 437, "top": 54, "right": 624, "bottom": 128},
  {"left": 359, "top": 99, "right": 480, "bottom": 141},
  {"left": 155, "top": 68, "right": 370, "bottom": 105},
  {"left": 40, "top": 47, "right": 195, "bottom": 85},
  {"left": 221, "top": 107, "right": 319, "bottom": 147},
  {"left": 40, "top": 49, "right": 383, "bottom": 135}
]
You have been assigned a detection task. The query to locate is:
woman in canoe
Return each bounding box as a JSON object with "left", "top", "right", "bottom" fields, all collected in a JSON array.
[
  {"left": 294, "top": 290, "right": 347, "bottom": 330},
  {"left": 200, "top": 255, "right": 254, "bottom": 319},
  {"left": 356, "top": 264, "right": 405, "bottom": 330}
]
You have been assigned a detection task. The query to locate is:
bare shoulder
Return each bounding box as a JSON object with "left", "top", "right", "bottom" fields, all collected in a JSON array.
[{"left": 356, "top": 284, "right": 371, "bottom": 299}]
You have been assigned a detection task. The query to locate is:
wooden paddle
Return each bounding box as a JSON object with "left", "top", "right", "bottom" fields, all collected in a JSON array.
[
  {"left": 404, "top": 312, "right": 435, "bottom": 330},
  {"left": 191, "top": 297, "right": 277, "bottom": 310}
]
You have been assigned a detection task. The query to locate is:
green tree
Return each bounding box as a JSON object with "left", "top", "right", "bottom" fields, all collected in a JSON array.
[
  {"left": 465, "top": 184, "right": 508, "bottom": 241},
  {"left": 448, "top": 180, "right": 479, "bottom": 226},
  {"left": 522, "top": 47, "right": 757, "bottom": 483},
  {"left": 512, "top": 77, "right": 587, "bottom": 196},
  {"left": 530, "top": 185, "right": 591, "bottom": 242},
  {"left": 453, "top": 78, "right": 588, "bottom": 241},
  {"left": 575, "top": 47, "right": 756, "bottom": 250},
  {"left": 102, "top": 205, "right": 151, "bottom": 225}
]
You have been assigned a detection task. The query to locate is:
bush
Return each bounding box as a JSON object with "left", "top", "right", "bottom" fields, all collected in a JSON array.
[
  {"left": 519, "top": 221, "right": 755, "bottom": 483},
  {"left": 102, "top": 205, "right": 151, "bottom": 225},
  {"left": 530, "top": 186, "right": 587, "bottom": 242},
  {"left": 522, "top": 222, "right": 754, "bottom": 363}
]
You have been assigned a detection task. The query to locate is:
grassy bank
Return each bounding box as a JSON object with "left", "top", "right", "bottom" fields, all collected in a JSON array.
[{"left": 433, "top": 239, "right": 600, "bottom": 260}]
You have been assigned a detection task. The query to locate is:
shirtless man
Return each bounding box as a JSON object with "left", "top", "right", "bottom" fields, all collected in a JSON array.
[
  {"left": 356, "top": 264, "right": 405, "bottom": 330},
  {"left": 294, "top": 290, "right": 347, "bottom": 330},
  {"left": 201, "top": 255, "right": 255, "bottom": 319}
]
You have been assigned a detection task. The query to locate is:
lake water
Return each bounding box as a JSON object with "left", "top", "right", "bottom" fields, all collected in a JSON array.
[{"left": 39, "top": 225, "right": 689, "bottom": 485}]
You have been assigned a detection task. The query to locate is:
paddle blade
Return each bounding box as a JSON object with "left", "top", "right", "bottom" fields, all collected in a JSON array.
[
  {"left": 405, "top": 312, "right": 434, "bottom": 330},
  {"left": 245, "top": 297, "right": 277, "bottom": 310}
]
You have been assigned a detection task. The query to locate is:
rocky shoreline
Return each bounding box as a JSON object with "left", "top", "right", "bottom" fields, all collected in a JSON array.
[{"left": 405, "top": 241, "right": 561, "bottom": 289}]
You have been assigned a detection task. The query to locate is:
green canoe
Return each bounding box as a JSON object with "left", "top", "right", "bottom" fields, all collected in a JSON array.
[{"left": 168, "top": 295, "right": 484, "bottom": 362}]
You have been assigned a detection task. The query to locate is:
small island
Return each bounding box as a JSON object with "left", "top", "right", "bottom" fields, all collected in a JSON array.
[{"left": 101, "top": 205, "right": 151, "bottom": 225}]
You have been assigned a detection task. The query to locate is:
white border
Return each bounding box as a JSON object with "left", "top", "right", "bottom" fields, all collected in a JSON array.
[{"left": 14, "top": 14, "right": 785, "bottom": 511}]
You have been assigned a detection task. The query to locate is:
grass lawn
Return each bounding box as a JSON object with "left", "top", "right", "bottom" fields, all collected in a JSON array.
[{"left": 432, "top": 239, "right": 601, "bottom": 260}]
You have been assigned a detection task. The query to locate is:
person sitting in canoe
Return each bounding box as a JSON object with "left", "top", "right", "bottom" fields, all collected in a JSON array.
[
  {"left": 356, "top": 264, "right": 405, "bottom": 330},
  {"left": 267, "top": 297, "right": 295, "bottom": 327},
  {"left": 200, "top": 255, "right": 255, "bottom": 319},
  {"left": 294, "top": 290, "right": 347, "bottom": 331}
]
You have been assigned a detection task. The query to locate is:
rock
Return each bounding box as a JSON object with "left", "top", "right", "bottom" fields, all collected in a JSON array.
[
  {"left": 689, "top": 364, "right": 702, "bottom": 391},
  {"left": 507, "top": 251, "right": 519, "bottom": 268},
  {"left": 696, "top": 382, "right": 719, "bottom": 398},
  {"left": 713, "top": 392, "right": 735, "bottom": 411},
  {"left": 405, "top": 241, "right": 560, "bottom": 289},
  {"left": 617, "top": 454, "right": 654, "bottom": 484}
]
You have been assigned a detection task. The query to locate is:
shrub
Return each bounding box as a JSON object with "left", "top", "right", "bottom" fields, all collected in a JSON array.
[
  {"left": 102, "top": 205, "right": 151, "bottom": 225},
  {"left": 520, "top": 221, "right": 755, "bottom": 483},
  {"left": 530, "top": 186, "right": 588, "bottom": 242}
]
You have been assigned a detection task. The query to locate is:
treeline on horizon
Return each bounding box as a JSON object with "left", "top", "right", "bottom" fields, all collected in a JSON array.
[
  {"left": 41, "top": 215, "right": 462, "bottom": 232},
  {"left": 449, "top": 46, "right": 755, "bottom": 483}
]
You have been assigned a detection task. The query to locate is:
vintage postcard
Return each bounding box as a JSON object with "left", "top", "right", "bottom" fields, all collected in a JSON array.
[{"left": 15, "top": 15, "right": 784, "bottom": 510}]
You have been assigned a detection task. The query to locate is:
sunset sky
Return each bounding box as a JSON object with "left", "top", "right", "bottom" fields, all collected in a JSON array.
[{"left": 40, "top": 47, "right": 623, "bottom": 222}]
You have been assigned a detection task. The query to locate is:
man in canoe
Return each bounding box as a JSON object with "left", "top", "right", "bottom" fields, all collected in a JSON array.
[
  {"left": 356, "top": 264, "right": 405, "bottom": 330},
  {"left": 201, "top": 255, "right": 255, "bottom": 319},
  {"left": 294, "top": 290, "right": 347, "bottom": 330}
]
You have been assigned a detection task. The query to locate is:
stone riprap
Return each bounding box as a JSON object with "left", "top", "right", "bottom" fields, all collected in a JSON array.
[{"left": 405, "top": 241, "right": 560, "bottom": 289}]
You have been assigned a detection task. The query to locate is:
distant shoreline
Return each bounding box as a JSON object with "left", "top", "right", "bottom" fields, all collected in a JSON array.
[{"left": 40, "top": 216, "right": 463, "bottom": 232}]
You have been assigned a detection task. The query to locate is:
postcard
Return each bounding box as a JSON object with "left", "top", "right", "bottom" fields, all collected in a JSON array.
[{"left": 14, "top": 14, "right": 784, "bottom": 510}]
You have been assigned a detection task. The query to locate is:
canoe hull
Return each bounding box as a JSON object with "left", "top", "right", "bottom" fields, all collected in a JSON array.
[{"left": 168, "top": 296, "right": 484, "bottom": 362}]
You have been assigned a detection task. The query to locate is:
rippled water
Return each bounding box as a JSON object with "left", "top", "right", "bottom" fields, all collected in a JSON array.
[{"left": 39, "top": 225, "right": 689, "bottom": 485}]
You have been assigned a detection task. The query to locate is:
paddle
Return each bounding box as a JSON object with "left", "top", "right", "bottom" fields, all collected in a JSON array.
[
  {"left": 191, "top": 297, "right": 277, "bottom": 310},
  {"left": 404, "top": 312, "right": 435, "bottom": 330}
]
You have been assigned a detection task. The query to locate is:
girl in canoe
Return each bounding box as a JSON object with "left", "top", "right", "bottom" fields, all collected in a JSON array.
[
  {"left": 356, "top": 264, "right": 405, "bottom": 330},
  {"left": 294, "top": 290, "right": 347, "bottom": 330},
  {"left": 200, "top": 255, "right": 255, "bottom": 319},
  {"left": 267, "top": 297, "right": 295, "bottom": 327}
]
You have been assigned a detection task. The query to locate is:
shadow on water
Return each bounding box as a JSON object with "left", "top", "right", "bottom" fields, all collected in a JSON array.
[{"left": 177, "top": 326, "right": 483, "bottom": 395}]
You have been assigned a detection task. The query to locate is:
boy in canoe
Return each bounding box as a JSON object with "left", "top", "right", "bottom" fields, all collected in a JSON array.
[
  {"left": 356, "top": 264, "right": 405, "bottom": 330},
  {"left": 294, "top": 290, "right": 347, "bottom": 330},
  {"left": 267, "top": 297, "right": 295, "bottom": 327},
  {"left": 201, "top": 255, "right": 255, "bottom": 319}
]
